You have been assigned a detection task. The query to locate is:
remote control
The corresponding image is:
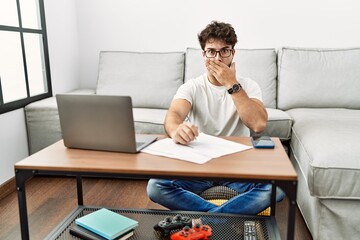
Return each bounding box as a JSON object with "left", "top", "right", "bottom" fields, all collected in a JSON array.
[{"left": 244, "top": 221, "right": 256, "bottom": 240}]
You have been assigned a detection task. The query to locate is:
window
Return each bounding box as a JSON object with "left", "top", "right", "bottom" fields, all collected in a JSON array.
[{"left": 0, "top": 0, "right": 52, "bottom": 114}]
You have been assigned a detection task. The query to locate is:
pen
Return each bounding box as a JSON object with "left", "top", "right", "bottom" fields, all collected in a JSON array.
[{"left": 182, "top": 144, "right": 194, "bottom": 149}]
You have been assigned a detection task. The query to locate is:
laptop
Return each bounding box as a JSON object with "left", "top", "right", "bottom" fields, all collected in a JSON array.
[{"left": 56, "top": 94, "right": 157, "bottom": 153}]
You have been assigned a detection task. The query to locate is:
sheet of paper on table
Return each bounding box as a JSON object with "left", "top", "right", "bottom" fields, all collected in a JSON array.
[{"left": 141, "top": 133, "right": 252, "bottom": 164}]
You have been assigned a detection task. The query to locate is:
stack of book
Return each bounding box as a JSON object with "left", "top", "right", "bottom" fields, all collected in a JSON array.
[{"left": 70, "top": 208, "right": 138, "bottom": 240}]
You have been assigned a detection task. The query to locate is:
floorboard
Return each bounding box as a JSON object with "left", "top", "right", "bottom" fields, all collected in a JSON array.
[{"left": 0, "top": 176, "right": 312, "bottom": 240}]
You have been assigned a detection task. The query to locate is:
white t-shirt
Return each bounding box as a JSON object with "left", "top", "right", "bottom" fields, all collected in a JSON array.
[{"left": 174, "top": 73, "right": 263, "bottom": 137}]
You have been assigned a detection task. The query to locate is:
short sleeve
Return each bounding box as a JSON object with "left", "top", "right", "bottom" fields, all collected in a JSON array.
[
  {"left": 173, "top": 81, "right": 196, "bottom": 105},
  {"left": 240, "top": 77, "right": 263, "bottom": 103}
]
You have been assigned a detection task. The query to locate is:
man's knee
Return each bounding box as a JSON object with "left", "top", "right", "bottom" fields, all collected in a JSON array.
[
  {"left": 147, "top": 179, "right": 171, "bottom": 201},
  {"left": 147, "top": 179, "right": 159, "bottom": 200}
]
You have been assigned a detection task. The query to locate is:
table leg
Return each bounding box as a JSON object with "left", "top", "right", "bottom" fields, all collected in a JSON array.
[
  {"left": 15, "top": 169, "right": 35, "bottom": 240},
  {"left": 277, "top": 180, "right": 298, "bottom": 240},
  {"left": 76, "top": 175, "right": 83, "bottom": 205},
  {"left": 286, "top": 181, "right": 297, "bottom": 240}
]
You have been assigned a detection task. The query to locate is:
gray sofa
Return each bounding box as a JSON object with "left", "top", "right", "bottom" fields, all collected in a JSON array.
[
  {"left": 277, "top": 47, "right": 360, "bottom": 239},
  {"left": 24, "top": 47, "right": 360, "bottom": 239}
]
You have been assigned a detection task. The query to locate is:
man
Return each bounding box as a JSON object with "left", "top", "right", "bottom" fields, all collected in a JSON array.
[{"left": 147, "top": 21, "right": 284, "bottom": 215}]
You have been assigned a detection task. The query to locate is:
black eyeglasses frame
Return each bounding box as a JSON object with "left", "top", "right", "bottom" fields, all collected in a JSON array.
[{"left": 203, "top": 48, "right": 234, "bottom": 58}]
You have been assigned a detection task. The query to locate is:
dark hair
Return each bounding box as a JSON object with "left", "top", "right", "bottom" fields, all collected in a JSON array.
[{"left": 198, "top": 21, "right": 238, "bottom": 50}]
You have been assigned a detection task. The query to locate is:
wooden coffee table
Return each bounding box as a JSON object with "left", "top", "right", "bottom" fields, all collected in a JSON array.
[{"left": 15, "top": 136, "right": 297, "bottom": 240}]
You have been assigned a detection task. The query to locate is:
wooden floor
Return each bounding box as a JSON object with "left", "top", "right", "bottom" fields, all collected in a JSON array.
[{"left": 0, "top": 176, "right": 312, "bottom": 240}]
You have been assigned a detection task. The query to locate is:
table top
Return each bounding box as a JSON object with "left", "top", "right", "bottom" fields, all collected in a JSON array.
[{"left": 15, "top": 136, "right": 297, "bottom": 181}]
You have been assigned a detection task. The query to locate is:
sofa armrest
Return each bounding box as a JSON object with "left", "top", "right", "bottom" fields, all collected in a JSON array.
[{"left": 252, "top": 108, "right": 293, "bottom": 141}]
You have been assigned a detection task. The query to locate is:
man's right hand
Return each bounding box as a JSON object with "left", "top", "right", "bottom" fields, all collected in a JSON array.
[{"left": 171, "top": 122, "right": 199, "bottom": 145}]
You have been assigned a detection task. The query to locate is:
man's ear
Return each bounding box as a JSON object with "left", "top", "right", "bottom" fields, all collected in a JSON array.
[{"left": 202, "top": 51, "right": 208, "bottom": 64}]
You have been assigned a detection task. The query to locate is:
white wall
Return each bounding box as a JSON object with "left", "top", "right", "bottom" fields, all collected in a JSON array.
[
  {"left": 44, "top": 0, "right": 80, "bottom": 94},
  {"left": 0, "top": 109, "right": 28, "bottom": 184},
  {"left": 0, "top": 0, "right": 79, "bottom": 185},
  {"left": 75, "top": 0, "right": 360, "bottom": 88}
]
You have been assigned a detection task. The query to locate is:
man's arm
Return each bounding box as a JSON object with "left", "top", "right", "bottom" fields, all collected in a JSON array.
[
  {"left": 230, "top": 92, "right": 267, "bottom": 133},
  {"left": 206, "top": 60, "right": 267, "bottom": 133},
  {"left": 164, "top": 99, "right": 199, "bottom": 144}
]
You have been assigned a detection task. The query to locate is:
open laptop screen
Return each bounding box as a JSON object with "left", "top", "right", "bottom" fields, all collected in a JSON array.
[{"left": 56, "top": 94, "right": 156, "bottom": 153}]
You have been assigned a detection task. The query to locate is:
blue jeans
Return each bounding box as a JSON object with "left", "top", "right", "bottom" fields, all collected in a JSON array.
[{"left": 147, "top": 179, "right": 285, "bottom": 215}]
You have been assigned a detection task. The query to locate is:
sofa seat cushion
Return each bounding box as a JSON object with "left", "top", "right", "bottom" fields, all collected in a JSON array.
[
  {"left": 133, "top": 108, "right": 167, "bottom": 134},
  {"left": 96, "top": 51, "right": 185, "bottom": 109},
  {"left": 262, "top": 108, "right": 292, "bottom": 140},
  {"left": 287, "top": 108, "right": 360, "bottom": 199},
  {"left": 133, "top": 108, "right": 292, "bottom": 139}
]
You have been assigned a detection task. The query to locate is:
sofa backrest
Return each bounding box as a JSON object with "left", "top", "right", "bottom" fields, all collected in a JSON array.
[
  {"left": 184, "top": 48, "right": 278, "bottom": 108},
  {"left": 96, "top": 51, "right": 185, "bottom": 109},
  {"left": 277, "top": 47, "right": 360, "bottom": 110}
]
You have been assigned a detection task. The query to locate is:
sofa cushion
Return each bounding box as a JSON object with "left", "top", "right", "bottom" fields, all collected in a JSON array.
[
  {"left": 133, "top": 108, "right": 291, "bottom": 140},
  {"left": 278, "top": 47, "right": 360, "bottom": 110},
  {"left": 287, "top": 108, "right": 360, "bottom": 199},
  {"left": 185, "top": 48, "right": 277, "bottom": 108},
  {"left": 96, "top": 51, "right": 185, "bottom": 109},
  {"left": 133, "top": 108, "right": 166, "bottom": 134},
  {"left": 263, "top": 108, "right": 292, "bottom": 140}
]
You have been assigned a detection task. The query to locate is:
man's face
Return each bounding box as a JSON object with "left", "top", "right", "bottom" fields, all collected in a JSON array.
[{"left": 202, "top": 38, "right": 234, "bottom": 67}]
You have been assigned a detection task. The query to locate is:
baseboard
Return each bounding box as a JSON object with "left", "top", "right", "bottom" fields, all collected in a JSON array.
[{"left": 0, "top": 177, "right": 16, "bottom": 201}]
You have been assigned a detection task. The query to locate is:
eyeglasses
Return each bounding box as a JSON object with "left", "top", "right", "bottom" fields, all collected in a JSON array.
[{"left": 204, "top": 48, "right": 234, "bottom": 58}]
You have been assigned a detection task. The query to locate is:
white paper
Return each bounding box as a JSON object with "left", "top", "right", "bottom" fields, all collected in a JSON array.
[{"left": 141, "top": 133, "right": 252, "bottom": 164}]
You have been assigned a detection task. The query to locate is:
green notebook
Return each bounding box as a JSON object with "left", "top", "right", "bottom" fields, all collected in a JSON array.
[{"left": 75, "top": 208, "right": 138, "bottom": 240}]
